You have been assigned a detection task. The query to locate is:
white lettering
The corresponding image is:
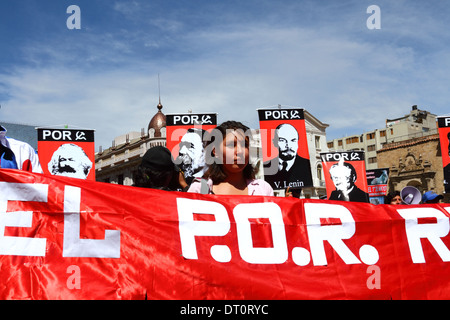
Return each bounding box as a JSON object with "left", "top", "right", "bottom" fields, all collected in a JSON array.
[
  {"left": 66, "top": 5, "right": 81, "bottom": 30},
  {"left": 177, "top": 198, "right": 231, "bottom": 260},
  {"left": 63, "top": 186, "right": 121, "bottom": 258},
  {"left": 445, "top": 118, "right": 450, "bottom": 127},
  {"left": 366, "top": 5, "right": 381, "bottom": 30},
  {"left": 0, "top": 183, "right": 48, "bottom": 256},
  {"left": 397, "top": 207, "right": 450, "bottom": 263},
  {"left": 233, "top": 203, "right": 288, "bottom": 264},
  {"left": 305, "top": 203, "right": 361, "bottom": 265},
  {"left": 42, "top": 130, "right": 51, "bottom": 140}
]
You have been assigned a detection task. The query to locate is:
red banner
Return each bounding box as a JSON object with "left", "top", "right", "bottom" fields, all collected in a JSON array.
[{"left": 1, "top": 169, "right": 450, "bottom": 300}]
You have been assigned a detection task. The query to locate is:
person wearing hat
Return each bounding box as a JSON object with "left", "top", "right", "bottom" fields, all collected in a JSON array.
[
  {"left": 422, "top": 191, "right": 444, "bottom": 204},
  {"left": 134, "top": 146, "right": 187, "bottom": 191}
]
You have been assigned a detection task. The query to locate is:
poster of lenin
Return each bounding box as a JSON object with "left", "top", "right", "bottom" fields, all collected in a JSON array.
[{"left": 258, "top": 108, "right": 313, "bottom": 191}]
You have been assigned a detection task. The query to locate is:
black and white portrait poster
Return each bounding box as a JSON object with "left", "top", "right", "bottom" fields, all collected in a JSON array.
[
  {"left": 438, "top": 116, "right": 450, "bottom": 193},
  {"left": 37, "top": 127, "right": 95, "bottom": 180},
  {"left": 321, "top": 151, "right": 369, "bottom": 203},
  {"left": 165, "top": 113, "right": 217, "bottom": 184},
  {"left": 258, "top": 108, "right": 313, "bottom": 190}
]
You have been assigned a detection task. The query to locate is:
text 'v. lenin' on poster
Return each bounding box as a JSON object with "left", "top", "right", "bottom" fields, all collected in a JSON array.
[
  {"left": 37, "top": 127, "right": 95, "bottom": 180},
  {"left": 258, "top": 108, "right": 313, "bottom": 190},
  {"left": 438, "top": 116, "right": 450, "bottom": 193},
  {"left": 320, "top": 151, "right": 369, "bottom": 203},
  {"left": 166, "top": 113, "right": 217, "bottom": 185}
]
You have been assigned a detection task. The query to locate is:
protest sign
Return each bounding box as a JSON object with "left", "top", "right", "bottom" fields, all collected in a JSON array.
[
  {"left": 258, "top": 108, "right": 313, "bottom": 190},
  {"left": 165, "top": 113, "right": 217, "bottom": 184},
  {"left": 438, "top": 116, "right": 450, "bottom": 193},
  {"left": 321, "top": 151, "right": 369, "bottom": 203},
  {"left": 37, "top": 127, "right": 95, "bottom": 180},
  {"left": 366, "top": 168, "right": 389, "bottom": 204}
]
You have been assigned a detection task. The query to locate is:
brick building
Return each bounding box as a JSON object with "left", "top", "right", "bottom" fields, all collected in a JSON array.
[{"left": 377, "top": 133, "right": 449, "bottom": 202}]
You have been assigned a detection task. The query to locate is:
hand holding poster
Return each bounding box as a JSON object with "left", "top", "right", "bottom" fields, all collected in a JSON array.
[
  {"left": 438, "top": 116, "right": 450, "bottom": 193},
  {"left": 258, "top": 108, "right": 313, "bottom": 190},
  {"left": 165, "top": 113, "right": 217, "bottom": 184},
  {"left": 321, "top": 151, "right": 369, "bottom": 203}
]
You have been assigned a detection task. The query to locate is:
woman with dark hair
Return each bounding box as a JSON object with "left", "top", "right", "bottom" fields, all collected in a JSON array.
[{"left": 188, "top": 121, "right": 273, "bottom": 196}]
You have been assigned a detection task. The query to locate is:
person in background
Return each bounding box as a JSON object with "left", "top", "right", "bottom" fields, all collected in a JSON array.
[
  {"left": 0, "top": 124, "right": 43, "bottom": 173},
  {"left": 188, "top": 121, "right": 273, "bottom": 196},
  {"left": 422, "top": 191, "right": 443, "bottom": 204},
  {"left": 134, "top": 146, "right": 187, "bottom": 191},
  {"left": 384, "top": 190, "right": 402, "bottom": 205}
]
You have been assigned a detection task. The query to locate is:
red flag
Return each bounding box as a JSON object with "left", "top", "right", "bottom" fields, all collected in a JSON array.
[{"left": 1, "top": 169, "right": 450, "bottom": 299}]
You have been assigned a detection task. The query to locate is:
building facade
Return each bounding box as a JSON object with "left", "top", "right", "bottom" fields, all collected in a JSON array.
[
  {"left": 377, "top": 133, "right": 449, "bottom": 202},
  {"left": 327, "top": 106, "right": 438, "bottom": 170},
  {"left": 95, "top": 101, "right": 166, "bottom": 185}
]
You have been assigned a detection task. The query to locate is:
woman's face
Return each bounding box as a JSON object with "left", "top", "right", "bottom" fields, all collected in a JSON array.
[{"left": 219, "top": 129, "right": 249, "bottom": 175}]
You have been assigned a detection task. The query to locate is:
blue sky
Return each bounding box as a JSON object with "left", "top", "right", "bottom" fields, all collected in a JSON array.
[{"left": 1, "top": 0, "right": 450, "bottom": 150}]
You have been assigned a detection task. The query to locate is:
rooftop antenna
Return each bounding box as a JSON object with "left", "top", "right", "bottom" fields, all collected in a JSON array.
[{"left": 158, "top": 73, "right": 161, "bottom": 105}]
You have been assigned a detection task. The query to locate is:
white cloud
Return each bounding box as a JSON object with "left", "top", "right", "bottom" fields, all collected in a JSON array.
[{"left": 2, "top": 0, "right": 450, "bottom": 150}]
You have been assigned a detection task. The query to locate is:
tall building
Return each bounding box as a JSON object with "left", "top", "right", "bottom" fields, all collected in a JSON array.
[{"left": 326, "top": 106, "right": 438, "bottom": 169}]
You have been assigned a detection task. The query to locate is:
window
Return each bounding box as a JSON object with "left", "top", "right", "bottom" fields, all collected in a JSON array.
[
  {"left": 379, "top": 130, "right": 386, "bottom": 137},
  {"left": 366, "top": 133, "right": 375, "bottom": 140},
  {"left": 338, "top": 140, "right": 343, "bottom": 146},
  {"left": 315, "top": 136, "right": 321, "bottom": 149},
  {"left": 367, "top": 145, "right": 376, "bottom": 152},
  {"left": 368, "top": 157, "right": 377, "bottom": 164},
  {"left": 327, "top": 141, "right": 334, "bottom": 148},
  {"left": 346, "top": 137, "right": 359, "bottom": 144},
  {"left": 317, "top": 164, "right": 323, "bottom": 180}
]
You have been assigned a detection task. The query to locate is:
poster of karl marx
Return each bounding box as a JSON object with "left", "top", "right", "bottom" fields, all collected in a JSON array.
[
  {"left": 258, "top": 108, "right": 313, "bottom": 190},
  {"left": 37, "top": 128, "right": 96, "bottom": 181}
]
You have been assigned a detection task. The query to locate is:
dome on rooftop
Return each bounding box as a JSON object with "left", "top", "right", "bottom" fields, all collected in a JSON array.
[{"left": 148, "top": 100, "right": 166, "bottom": 138}]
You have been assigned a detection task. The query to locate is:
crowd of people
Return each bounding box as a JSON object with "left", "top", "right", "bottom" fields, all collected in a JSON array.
[{"left": 1, "top": 121, "right": 446, "bottom": 205}]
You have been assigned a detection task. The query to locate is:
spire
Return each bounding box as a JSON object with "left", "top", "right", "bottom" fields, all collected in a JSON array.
[
  {"left": 157, "top": 73, "right": 162, "bottom": 111},
  {"left": 148, "top": 74, "right": 166, "bottom": 137}
]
